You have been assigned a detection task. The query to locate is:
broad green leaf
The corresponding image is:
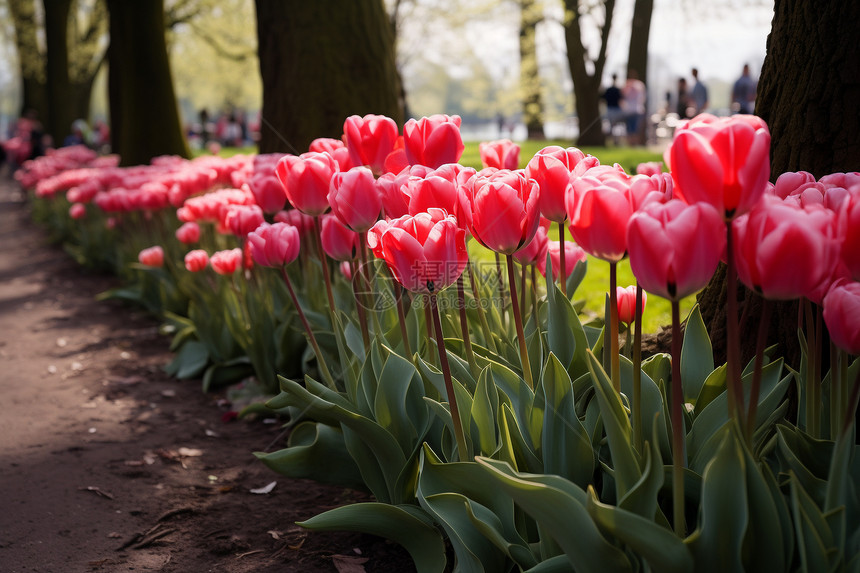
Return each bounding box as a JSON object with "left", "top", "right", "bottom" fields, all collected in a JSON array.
[
  {"left": 471, "top": 368, "right": 500, "bottom": 455},
  {"left": 165, "top": 339, "right": 209, "bottom": 379},
  {"left": 523, "top": 555, "right": 575, "bottom": 573},
  {"left": 681, "top": 305, "right": 713, "bottom": 402},
  {"left": 776, "top": 425, "right": 831, "bottom": 506},
  {"left": 694, "top": 364, "right": 727, "bottom": 414},
  {"left": 476, "top": 457, "right": 631, "bottom": 572},
  {"left": 299, "top": 503, "right": 446, "bottom": 573},
  {"left": 545, "top": 266, "right": 575, "bottom": 371},
  {"left": 618, "top": 418, "right": 665, "bottom": 521},
  {"left": 374, "top": 352, "right": 428, "bottom": 455},
  {"left": 790, "top": 472, "right": 838, "bottom": 573}
]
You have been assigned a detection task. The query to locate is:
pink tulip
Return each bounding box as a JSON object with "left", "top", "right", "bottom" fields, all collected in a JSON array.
[
  {"left": 630, "top": 172, "right": 673, "bottom": 207},
  {"left": 328, "top": 166, "right": 382, "bottom": 233},
  {"left": 406, "top": 164, "right": 476, "bottom": 229},
  {"left": 138, "top": 246, "right": 164, "bottom": 268},
  {"left": 210, "top": 248, "right": 243, "bottom": 275},
  {"left": 377, "top": 165, "right": 432, "bottom": 219},
  {"left": 275, "top": 151, "right": 339, "bottom": 216},
  {"left": 666, "top": 113, "right": 771, "bottom": 219},
  {"left": 463, "top": 168, "right": 541, "bottom": 255},
  {"left": 367, "top": 208, "right": 467, "bottom": 294},
  {"left": 224, "top": 204, "right": 265, "bottom": 237},
  {"left": 513, "top": 225, "right": 548, "bottom": 266},
  {"left": 339, "top": 260, "right": 353, "bottom": 280},
  {"left": 247, "top": 174, "right": 286, "bottom": 214},
  {"left": 69, "top": 203, "right": 86, "bottom": 219},
  {"left": 343, "top": 114, "right": 399, "bottom": 175},
  {"left": 403, "top": 114, "right": 465, "bottom": 169},
  {"left": 538, "top": 239, "right": 588, "bottom": 282},
  {"left": 525, "top": 145, "right": 599, "bottom": 223},
  {"left": 627, "top": 199, "right": 725, "bottom": 301},
  {"left": 382, "top": 136, "right": 408, "bottom": 175},
  {"left": 566, "top": 164, "right": 636, "bottom": 263},
  {"left": 274, "top": 209, "right": 315, "bottom": 238},
  {"left": 175, "top": 221, "right": 201, "bottom": 244},
  {"left": 320, "top": 213, "right": 360, "bottom": 261},
  {"left": 823, "top": 280, "right": 860, "bottom": 354},
  {"left": 837, "top": 192, "right": 860, "bottom": 281},
  {"left": 309, "top": 137, "right": 345, "bottom": 155},
  {"left": 635, "top": 162, "right": 663, "bottom": 176},
  {"left": 616, "top": 286, "right": 646, "bottom": 324},
  {"left": 184, "top": 249, "right": 209, "bottom": 272},
  {"left": 247, "top": 222, "right": 301, "bottom": 268},
  {"left": 480, "top": 139, "right": 520, "bottom": 170}
]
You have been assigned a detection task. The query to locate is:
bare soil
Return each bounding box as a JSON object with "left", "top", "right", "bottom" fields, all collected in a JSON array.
[{"left": 0, "top": 176, "right": 415, "bottom": 573}]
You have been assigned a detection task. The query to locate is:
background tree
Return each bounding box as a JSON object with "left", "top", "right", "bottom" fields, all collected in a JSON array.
[
  {"left": 43, "top": 0, "right": 73, "bottom": 145},
  {"left": 519, "top": 0, "right": 545, "bottom": 139},
  {"left": 625, "top": 0, "right": 653, "bottom": 143},
  {"left": 107, "top": 0, "right": 189, "bottom": 164},
  {"left": 7, "top": 0, "right": 46, "bottom": 120},
  {"left": 255, "top": 0, "right": 403, "bottom": 154},
  {"left": 697, "top": 0, "right": 860, "bottom": 368},
  {"left": 562, "top": 0, "right": 616, "bottom": 146}
]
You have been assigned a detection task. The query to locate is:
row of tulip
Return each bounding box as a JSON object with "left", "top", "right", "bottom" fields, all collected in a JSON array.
[{"left": 18, "top": 111, "right": 860, "bottom": 572}]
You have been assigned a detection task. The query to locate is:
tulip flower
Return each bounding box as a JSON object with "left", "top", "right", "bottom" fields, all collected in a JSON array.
[
  {"left": 403, "top": 114, "right": 465, "bottom": 169},
  {"left": 274, "top": 209, "right": 315, "bottom": 238},
  {"left": 175, "top": 221, "right": 201, "bottom": 244},
  {"left": 69, "top": 203, "right": 86, "bottom": 219},
  {"left": 224, "top": 204, "right": 265, "bottom": 238},
  {"left": 513, "top": 225, "right": 548, "bottom": 267},
  {"left": 377, "top": 165, "right": 434, "bottom": 219},
  {"left": 138, "top": 246, "right": 164, "bottom": 268},
  {"left": 666, "top": 113, "right": 771, "bottom": 220},
  {"left": 406, "top": 165, "right": 476, "bottom": 231},
  {"left": 210, "top": 248, "right": 243, "bottom": 275},
  {"left": 838, "top": 193, "right": 860, "bottom": 281},
  {"left": 464, "top": 169, "right": 541, "bottom": 255},
  {"left": 734, "top": 196, "right": 840, "bottom": 301},
  {"left": 343, "top": 114, "right": 398, "bottom": 175},
  {"left": 525, "top": 145, "right": 598, "bottom": 224},
  {"left": 627, "top": 199, "right": 725, "bottom": 301},
  {"left": 616, "top": 285, "right": 646, "bottom": 324},
  {"left": 480, "top": 139, "right": 520, "bottom": 170},
  {"left": 328, "top": 167, "right": 382, "bottom": 234},
  {"left": 247, "top": 174, "right": 286, "bottom": 214},
  {"left": 320, "top": 213, "right": 359, "bottom": 262},
  {"left": 824, "top": 281, "right": 860, "bottom": 355},
  {"left": 275, "top": 151, "right": 339, "bottom": 216},
  {"left": 635, "top": 161, "right": 663, "bottom": 176},
  {"left": 309, "top": 137, "right": 345, "bottom": 155},
  {"left": 246, "top": 222, "right": 301, "bottom": 268},
  {"left": 538, "top": 239, "right": 587, "bottom": 282},
  {"left": 184, "top": 249, "right": 209, "bottom": 272}
]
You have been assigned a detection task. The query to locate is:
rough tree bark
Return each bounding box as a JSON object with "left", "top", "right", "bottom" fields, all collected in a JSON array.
[
  {"left": 626, "top": 0, "right": 653, "bottom": 144},
  {"left": 254, "top": 0, "right": 404, "bottom": 154},
  {"left": 562, "top": 0, "right": 616, "bottom": 147},
  {"left": 43, "top": 0, "right": 73, "bottom": 145},
  {"left": 519, "top": 0, "right": 545, "bottom": 140},
  {"left": 106, "top": 0, "right": 190, "bottom": 165},
  {"left": 696, "top": 0, "right": 860, "bottom": 369},
  {"left": 8, "top": 0, "right": 47, "bottom": 120}
]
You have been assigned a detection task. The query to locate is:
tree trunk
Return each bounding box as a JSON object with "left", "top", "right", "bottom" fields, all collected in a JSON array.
[
  {"left": 696, "top": 0, "right": 860, "bottom": 369},
  {"left": 519, "top": 0, "right": 545, "bottom": 140},
  {"left": 43, "top": 0, "right": 73, "bottom": 146},
  {"left": 254, "top": 0, "right": 404, "bottom": 154},
  {"left": 626, "top": 0, "right": 653, "bottom": 145},
  {"left": 562, "top": 0, "right": 615, "bottom": 147},
  {"left": 8, "top": 0, "right": 47, "bottom": 120},
  {"left": 106, "top": 0, "right": 190, "bottom": 165}
]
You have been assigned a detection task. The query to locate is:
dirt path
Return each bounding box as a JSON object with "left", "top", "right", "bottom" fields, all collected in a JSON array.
[{"left": 0, "top": 176, "right": 413, "bottom": 573}]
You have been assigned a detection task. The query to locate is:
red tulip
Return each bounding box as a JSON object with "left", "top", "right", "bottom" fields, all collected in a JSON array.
[
  {"left": 275, "top": 151, "right": 339, "bottom": 216},
  {"left": 309, "top": 137, "right": 345, "bottom": 154},
  {"left": 635, "top": 162, "right": 663, "bottom": 176},
  {"left": 377, "top": 165, "right": 434, "bottom": 219},
  {"left": 513, "top": 225, "right": 548, "bottom": 266},
  {"left": 320, "top": 213, "right": 359, "bottom": 261},
  {"left": 175, "top": 221, "right": 201, "bottom": 244},
  {"left": 247, "top": 222, "right": 301, "bottom": 268},
  {"left": 734, "top": 196, "right": 840, "bottom": 300},
  {"left": 538, "top": 239, "right": 587, "bottom": 282},
  {"left": 367, "top": 208, "right": 467, "bottom": 294},
  {"left": 328, "top": 166, "right": 382, "bottom": 233},
  {"left": 627, "top": 199, "right": 725, "bottom": 301},
  {"left": 630, "top": 172, "right": 673, "bottom": 207},
  {"left": 247, "top": 174, "right": 286, "bottom": 214},
  {"left": 382, "top": 136, "right": 408, "bottom": 174},
  {"left": 224, "top": 204, "right": 265, "bottom": 237},
  {"left": 616, "top": 285, "right": 646, "bottom": 324},
  {"left": 184, "top": 249, "right": 209, "bottom": 272},
  {"left": 525, "top": 145, "right": 599, "bottom": 223},
  {"left": 463, "top": 169, "right": 541, "bottom": 255},
  {"left": 69, "top": 203, "right": 86, "bottom": 219},
  {"left": 138, "top": 246, "right": 164, "bottom": 268},
  {"left": 403, "top": 114, "right": 465, "bottom": 169},
  {"left": 666, "top": 113, "right": 771, "bottom": 219},
  {"left": 480, "top": 139, "right": 520, "bottom": 170},
  {"left": 274, "top": 209, "right": 315, "bottom": 238},
  {"left": 210, "top": 248, "right": 243, "bottom": 275},
  {"left": 343, "top": 114, "right": 398, "bottom": 175},
  {"left": 566, "top": 164, "right": 636, "bottom": 263},
  {"left": 837, "top": 192, "right": 860, "bottom": 281},
  {"left": 823, "top": 280, "right": 860, "bottom": 354}
]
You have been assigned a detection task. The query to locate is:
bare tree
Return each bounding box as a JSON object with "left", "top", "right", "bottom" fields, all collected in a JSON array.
[{"left": 520, "top": 0, "right": 545, "bottom": 139}]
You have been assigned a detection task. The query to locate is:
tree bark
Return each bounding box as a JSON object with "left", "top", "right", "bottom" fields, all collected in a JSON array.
[
  {"left": 562, "top": 0, "right": 615, "bottom": 147},
  {"left": 106, "top": 0, "right": 190, "bottom": 165},
  {"left": 43, "top": 0, "right": 73, "bottom": 145},
  {"left": 8, "top": 0, "right": 47, "bottom": 120},
  {"left": 519, "top": 0, "right": 545, "bottom": 140},
  {"left": 626, "top": 0, "right": 653, "bottom": 144},
  {"left": 254, "top": 0, "right": 404, "bottom": 154},
  {"left": 697, "top": 0, "right": 860, "bottom": 369}
]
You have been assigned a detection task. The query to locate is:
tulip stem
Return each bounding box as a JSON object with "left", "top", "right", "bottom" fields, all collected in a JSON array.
[
  {"left": 495, "top": 252, "right": 507, "bottom": 325},
  {"left": 558, "top": 223, "right": 567, "bottom": 297},
  {"left": 424, "top": 301, "right": 436, "bottom": 365},
  {"left": 813, "top": 306, "right": 824, "bottom": 438},
  {"left": 359, "top": 234, "right": 383, "bottom": 337},
  {"left": 312, "top": 216, "right": 336, "bottom": 311},
  {"left": 841, "top": 365, "right": 860, "bottom": 438},
  {"left": 671, "top": 299, "right": 686, "bottom": 538},
  {"left": 457, "top": 275, "right": 479, "bottom": 379},
  {"left": 468, "top": 261, "right": 496, "bottom": 352},
  {"left": 430, "top": 292, "right": 469, "bottom": 461},
  {"left": 531, "top": 265, "right": 538, "bottom": 315},
  {"left": 519, "top": 262, "right": 528, "bottom": 319},
  {"left": 830, "top": 341, "right": 840, "bottom": 440},
  {"left": 746, "top": 297, "right": 771, "bottom": 443},
  {"left": 281, "top": 268, "right": 336, "bottom": 390},
  {"left": 506, "top": 254, "right": 534, "bottom": 390},
  {"left": 349, "top": 260, "right": 370, "bottom": 349},
  {"left": 609, "top": 262, "right": 621, "bottom": 394},
  {"left": 725, "top": 220, "right": 745, "bottom": 430},
  {"left": 803, "top": 298, "right": 818, "bottom": 437},
  {"left": 633, "top": 283, "right": 644, "bottom": 453},
  {"left": 393, "top": 280, "right": 412, "bottom": 358}
]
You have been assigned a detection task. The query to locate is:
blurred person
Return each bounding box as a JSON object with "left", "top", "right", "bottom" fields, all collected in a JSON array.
[
  {"left": 731, "top": 64, "right": 757, "bottom": 115},
  {"left": 676, "top": 77, "right": 689, "bottom": 117},
  {"left": 602, "top": 73, "right": 624, "bottom": 140},
  {"left": 622, "top": 70, "right": 646, "bottom": 145},
  {"left": 690, "top": 68, "right": 709, "bottom": 115}
]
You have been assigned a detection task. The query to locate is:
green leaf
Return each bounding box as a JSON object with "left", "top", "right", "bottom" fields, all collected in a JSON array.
[
  {"left": 299, "top": 503, "right": 446, "bottom": 573},
  {"left": 165, "top": 339, "right": 209, "bottom": 379},
  {"left": 471, "top": 368, "right": 500, "bottom": 455},
  {"left": 790, "top": 472, "right": 838, "bottom": 573},
  {"left": 374, "top": 352, "right": 429, "bottom": 455},
  {"left": 681, "top": 305, "right": 714, "bottom": 402},
  {"left": 618, "top": 418, "right": 665, "bottom": 521},
  {"left": 476, "top": 457, "right": 631, "bottom": 572}
]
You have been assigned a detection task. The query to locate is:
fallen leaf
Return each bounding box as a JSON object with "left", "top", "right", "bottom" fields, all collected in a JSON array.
[
  {"left": 267, "top": 530, "right": 284, "bottom": 540},
  {"left": 177, "top": 447, "right": 203, "bottom": 457},
  {"left": 249, "top": 481, "right": 277, "bottom": 495},
  {"left": 204, "top": 429, "right": 220, "bottom": 438},
  {"left": 332, "top": 554, "right": 369, "bottom": 573}
]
